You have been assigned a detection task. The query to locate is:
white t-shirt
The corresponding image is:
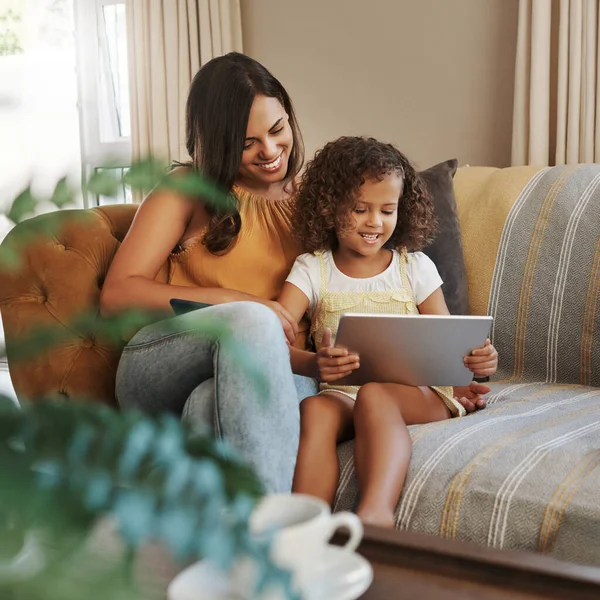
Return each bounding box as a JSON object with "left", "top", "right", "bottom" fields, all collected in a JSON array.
[{"left": 286, "top": 250, "right": 443, "bottom": 317}]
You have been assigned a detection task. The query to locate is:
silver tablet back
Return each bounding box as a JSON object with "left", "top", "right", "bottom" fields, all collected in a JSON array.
[{"left": 334, "top": 313, "right": 493, "bottom": 387}]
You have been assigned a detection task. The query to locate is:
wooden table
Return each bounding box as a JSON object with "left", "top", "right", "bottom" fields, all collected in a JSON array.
[
  {"left": 143, "top": 525, "right": 600, "bottom": 599},
  {"left": 355, "top": 526, "right": 600, "bottom": 599}
]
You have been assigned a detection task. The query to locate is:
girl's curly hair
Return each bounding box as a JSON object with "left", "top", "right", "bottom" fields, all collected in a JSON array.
[{"left": 294, "top": 136, "right": 436, "bottom": 253}]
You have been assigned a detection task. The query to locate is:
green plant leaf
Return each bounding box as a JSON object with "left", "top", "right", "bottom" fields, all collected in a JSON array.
[
  {"left": 6, "top": 309, "right": 165, "bottom": 361},
  {"left": 87, "top": 170, "right": 121, "bottom": 198},
  {"left": 49, "top": 178, "right": 74, "bottom": 209},
  {"left": 7, "top": 187, "right": 37, "bottom": 224},
  {"left": 113, "top": 489, "right": 156, "bottom": 546},
  {"left": 0, "top": 394, "right": 17, "bottom": 412},
  {"left": 163, "top": 171, "right": 233, "bottom": 210},
  {"left": 123, "top": 159, "right": 166, "bottom": 191},
  {"left": 0, "top": 239, "right": 21, "bottom": 272}
]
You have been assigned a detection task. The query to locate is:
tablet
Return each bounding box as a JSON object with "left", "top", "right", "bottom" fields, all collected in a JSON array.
[
  {"left": 170, "top": 298, "right": 213, "bottom": 316},
  {"left": 334, "top": 313, "right": 493, "bottom": 387}
]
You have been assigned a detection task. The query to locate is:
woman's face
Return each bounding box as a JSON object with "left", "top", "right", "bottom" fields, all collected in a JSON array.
[{"left": 238, "top": 95, "right": 294, "bottom": 189}]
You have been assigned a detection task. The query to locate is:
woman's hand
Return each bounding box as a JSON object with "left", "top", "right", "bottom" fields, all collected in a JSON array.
[
  {"left": 316, "top": 328, "right": 360, "bottom": 383},
  {"left": 464, "top": 338, "right": 498, "bottom": 378},
  {"left": 262, "top": 300, "right": 299, "bottom": 345},
  {"left": 453, "top": 381, "right": 490, "bottom": 413}
]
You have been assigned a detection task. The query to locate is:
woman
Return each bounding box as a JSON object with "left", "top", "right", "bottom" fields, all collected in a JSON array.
[
  {"left": 101, "top": 52, "right": 488, "bottom": 494},
  {"left": 100, "top": 53, "right": 314, "bottom": 493}
]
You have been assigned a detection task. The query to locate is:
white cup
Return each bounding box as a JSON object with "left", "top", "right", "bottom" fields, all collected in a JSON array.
[
  {"left": 168, "top": 495, "right": 364, "bottom": 600},
  {"left": 248, "top": 493, "right": 363, "bottom": 577}
]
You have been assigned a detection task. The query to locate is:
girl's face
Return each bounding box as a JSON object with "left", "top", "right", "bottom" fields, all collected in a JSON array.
[
  {"left": 337, "top": 174, "right": 402, "bottom": 257},
  {"left": 237, "top": 94, "right": 294, "bottom": 190}
]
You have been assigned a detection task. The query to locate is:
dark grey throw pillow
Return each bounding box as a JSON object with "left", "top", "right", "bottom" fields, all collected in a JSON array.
[{"left": 419, "top": 159, "right": 470, "bottom": 315}]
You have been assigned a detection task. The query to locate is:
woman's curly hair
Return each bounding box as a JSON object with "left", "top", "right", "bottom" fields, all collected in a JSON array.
[{"left": 294, "top": 136, "right": 436, "bottom": 253}]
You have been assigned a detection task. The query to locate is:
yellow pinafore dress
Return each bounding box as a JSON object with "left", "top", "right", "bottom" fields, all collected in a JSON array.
[{"left": 310, "top": 250, "right": 466, "bottom": 418}]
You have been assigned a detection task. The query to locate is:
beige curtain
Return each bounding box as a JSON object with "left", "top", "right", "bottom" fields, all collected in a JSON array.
[
  {"left": 126, "top": 0, "right": 243, "bottom": 170},
  {"left": 512, "top": 0, "right": 600, "bottom": 166}
]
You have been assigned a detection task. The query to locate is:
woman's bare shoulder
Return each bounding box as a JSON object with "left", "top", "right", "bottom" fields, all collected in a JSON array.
[
  {"left": 140, "top": 166, "right": 204, "bottom": 212},
  {"left": 137, "top": 167, "right": 219, "bottom": 248}
]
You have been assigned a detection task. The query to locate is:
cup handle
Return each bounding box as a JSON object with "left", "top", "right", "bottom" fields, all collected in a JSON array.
[{"left": 327, "top": 512, "right": 363, "bottom": 552}]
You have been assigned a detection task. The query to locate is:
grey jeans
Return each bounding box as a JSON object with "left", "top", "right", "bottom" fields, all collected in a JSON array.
[{"left": 115, "top": 302, "right": 317, "bottom": 493}]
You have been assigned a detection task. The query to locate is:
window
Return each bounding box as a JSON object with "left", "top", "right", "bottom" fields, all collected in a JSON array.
[
  {"left": 0, "top": 0, "right": 82, "bottom": 237},
  {"left": 97, "top": 2, "right": 130, "bottom": 143},
  {"left": 75, "top": 0, "right": 131, "bottom": 206},
  {"left": 0, "top": 0, "right": 133, "bottom": 234}
]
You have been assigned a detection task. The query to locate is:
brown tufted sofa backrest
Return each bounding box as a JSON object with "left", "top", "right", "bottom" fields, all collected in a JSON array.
[{"left": 0, "top": 205, "right": 140, "bottom": 405}]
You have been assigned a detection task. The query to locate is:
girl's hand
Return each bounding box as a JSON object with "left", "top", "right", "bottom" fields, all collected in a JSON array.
[
  {"left": 316, "top": 328, "right": 360, "bottom": 383},
  {"left": 262, "top": 300, "right": 298, "bottom": 345},
  {"left": 454, "top": 381, "right": 490, "bottom": 412},
  {"left": 464, "top": 338, "right": 498, "bottom": 378}
]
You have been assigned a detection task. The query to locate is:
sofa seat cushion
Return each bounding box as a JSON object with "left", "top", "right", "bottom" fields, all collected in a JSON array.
[{"left": 334, "top": 382, "right": 600, "bottom": 566}]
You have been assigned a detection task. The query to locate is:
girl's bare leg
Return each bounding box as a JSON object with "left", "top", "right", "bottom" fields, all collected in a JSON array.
[
  {"left": 353, "top": 383, "right": 451, "bottom": 528},
  {"left": 292, "top": 392, "right": 354, "bottom": 505}
]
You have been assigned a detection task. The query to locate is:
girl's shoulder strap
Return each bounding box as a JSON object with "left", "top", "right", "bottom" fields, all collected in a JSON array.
[
  {"left": 314, "top": 250, "right": 329, "bottom": 295},
  {"left": 397, "top": 248, "right": 413, "bottom": 292}
]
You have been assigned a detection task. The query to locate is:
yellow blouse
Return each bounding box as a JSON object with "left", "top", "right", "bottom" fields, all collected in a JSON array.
[{"left": 167, "top": 186, "right": 308, "bottom": 346}]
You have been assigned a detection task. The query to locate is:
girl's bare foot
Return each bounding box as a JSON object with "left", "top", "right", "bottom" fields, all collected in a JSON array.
[{"left": 356, "top": 507, "right": 396, "bottom": 529}]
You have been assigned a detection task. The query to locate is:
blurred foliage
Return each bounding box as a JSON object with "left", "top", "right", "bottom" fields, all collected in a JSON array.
[
  {"left": 0, "top": 396, "right": 293, "bottom": 600},
  {"left": 0, "top": 161, "right": 292, "bottom": 598},
  {"left": 1, "top": 158, "right": 233, "bottom": 273},
  {"left": 0, "top": 8, "right": 22, "bottom": 56}
]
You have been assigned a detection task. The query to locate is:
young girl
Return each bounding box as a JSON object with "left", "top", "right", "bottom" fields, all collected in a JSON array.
[{"left": 279, "top": 137, "right": 498, "bottom": 527}]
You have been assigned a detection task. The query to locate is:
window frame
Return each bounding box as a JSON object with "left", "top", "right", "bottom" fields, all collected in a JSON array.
[{"left": 73, "top": 0, "right": 131, "bottom": 207}]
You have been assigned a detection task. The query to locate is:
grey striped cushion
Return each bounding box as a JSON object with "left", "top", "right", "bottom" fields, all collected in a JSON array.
[{"left": 489, "top": 165, "right": 600, "bottom": 386}]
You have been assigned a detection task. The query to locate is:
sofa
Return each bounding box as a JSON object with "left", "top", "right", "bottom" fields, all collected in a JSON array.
[{"left": 1, "top": 163, "right": 599, "bottom": 566}]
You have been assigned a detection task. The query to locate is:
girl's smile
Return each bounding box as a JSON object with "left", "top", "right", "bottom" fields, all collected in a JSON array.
[{"left": 358, "top": 232, "right": 383, "bottom": 245}]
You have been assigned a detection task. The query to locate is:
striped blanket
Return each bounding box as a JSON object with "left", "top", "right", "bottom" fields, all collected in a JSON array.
[{"left": 334, "top": 165, "right": 600, "bottom": 565}]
